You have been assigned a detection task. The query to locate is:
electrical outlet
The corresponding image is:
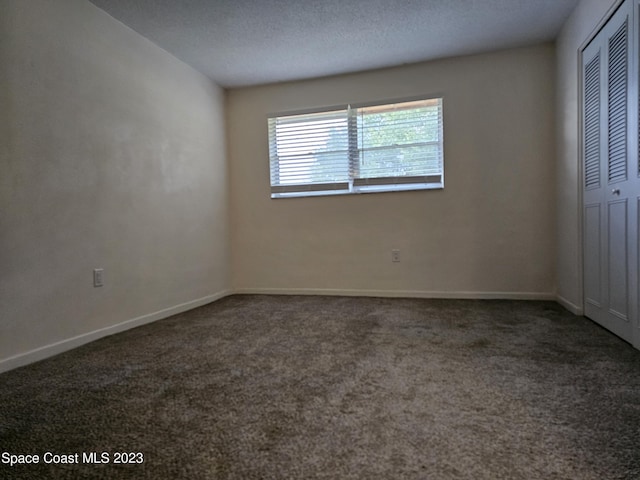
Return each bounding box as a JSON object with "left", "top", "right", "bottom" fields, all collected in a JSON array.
[
  {"left": 93, "top": 268, "right": 104, "bottom": 287},
  {"left": 391, "top": 249, "right": 400, "bottom": 263}
]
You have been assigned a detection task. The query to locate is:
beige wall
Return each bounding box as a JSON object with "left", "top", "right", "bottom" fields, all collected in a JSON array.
[
  {"left": 228, "top": 45, "right": 557, "bottom": 298},
  {"left": 0, "top": 0, "right": 229, "bottom": 371},
  {"left": 555, "top": 0, "right": 619, "bottom": 313}
]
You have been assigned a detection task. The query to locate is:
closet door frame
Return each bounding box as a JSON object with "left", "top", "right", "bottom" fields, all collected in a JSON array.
[{"left": 631, "top": 0, "right": 640, "bottom": 350}]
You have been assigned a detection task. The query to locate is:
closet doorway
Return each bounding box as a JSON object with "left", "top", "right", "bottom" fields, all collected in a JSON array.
[{"left": 581, "top": 0, "right": 639, "bottom": 345}]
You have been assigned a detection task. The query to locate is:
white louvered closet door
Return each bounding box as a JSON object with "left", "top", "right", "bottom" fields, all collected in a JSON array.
[{"left": 582, "top": 0, "right": 637, "bottom": 345}]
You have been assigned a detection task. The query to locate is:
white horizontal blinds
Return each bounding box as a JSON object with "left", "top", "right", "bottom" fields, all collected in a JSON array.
[
  {"left": 353, "top": 98, "right": 443, "bottom": 186},
  {"left": 268, "top": 109, "right": 349, "bottom": 193},
  {"left": 268, "top": 97, "right": 444, "bottom": 197}
]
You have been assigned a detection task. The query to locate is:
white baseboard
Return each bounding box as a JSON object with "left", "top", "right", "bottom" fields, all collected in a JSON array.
[
  {"left": 233, "top": 287, "right": 557, "bottom": 301},
  {"left": 0, "top": 290, "right": 232, "bottom": 374},
  {"left": 556, "top": 294, "right": 583, "bottom": 315}
]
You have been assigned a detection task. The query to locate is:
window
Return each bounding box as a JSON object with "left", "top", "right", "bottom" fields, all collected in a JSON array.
[{"left": 267, "top": 97, "right": 444, "bottom": 198}]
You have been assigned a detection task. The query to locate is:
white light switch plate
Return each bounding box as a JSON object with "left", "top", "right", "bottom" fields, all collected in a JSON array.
[{"left": 93, "top": 268, "right": 104, "bottom": 287}]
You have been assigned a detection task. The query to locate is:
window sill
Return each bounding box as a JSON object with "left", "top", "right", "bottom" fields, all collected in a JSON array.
[{"left": 270, "top": 183, "right": 444, "bottom": 199}]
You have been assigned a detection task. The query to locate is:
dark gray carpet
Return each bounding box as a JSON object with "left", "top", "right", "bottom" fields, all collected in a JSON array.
[{"left": 1, "top": 295, "right": 639, "bottom": 479}]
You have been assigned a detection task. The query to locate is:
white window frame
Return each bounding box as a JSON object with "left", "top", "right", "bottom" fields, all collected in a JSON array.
[{"left": 267, "top": 96, "right": 444, "bottom": 198}]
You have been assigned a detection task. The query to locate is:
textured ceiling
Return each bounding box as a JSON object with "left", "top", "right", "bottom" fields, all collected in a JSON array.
[{"left": 88, "top": 0, "right": 580, "bottom": 88}]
